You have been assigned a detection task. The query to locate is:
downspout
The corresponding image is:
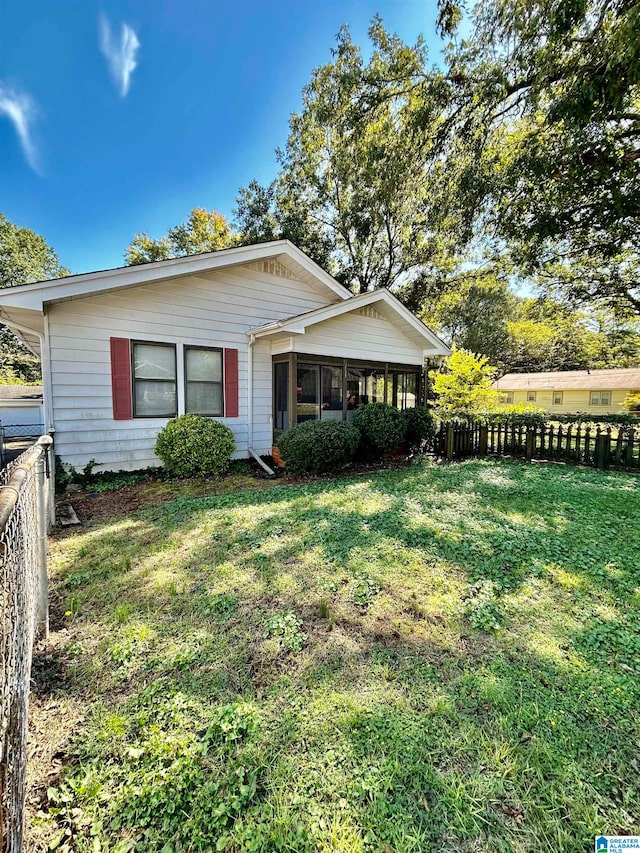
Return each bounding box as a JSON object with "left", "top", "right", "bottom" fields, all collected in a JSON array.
[{"left": 247, "top": 333, "right": 276, "bottom": 477}]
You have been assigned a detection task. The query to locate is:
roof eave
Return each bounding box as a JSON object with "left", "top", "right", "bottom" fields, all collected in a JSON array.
[
  {"left": 248, "top": 288, "right": 451, "bottom": 355},
  {"left": 0, "top": 240, "right": 352, "bottom": 311}
]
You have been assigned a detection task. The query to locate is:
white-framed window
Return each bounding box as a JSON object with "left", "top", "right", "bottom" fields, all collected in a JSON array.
[
  {"left": 527, "top": 391, "right": 537, "bottom": 402},
  {"left": 184, "top": 346, "right": 224, "bottom": 416},
  {"left": 553, "top": 391, "right": 563, "bottom": 405},
  {"left": 590, "top": 390, "right": 612, "bottom": 406},
  {"left": 132, "top": 341, "right": 177, "bottom": 418},
  {"left": 503, "top": 391, "right": 514, "bottom": 404}
]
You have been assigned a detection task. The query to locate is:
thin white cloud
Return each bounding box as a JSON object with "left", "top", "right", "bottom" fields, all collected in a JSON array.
[
  {"left": 0, "top": 83, "right": 39, "bottom": 172},
  {"left": 99, "top": 14, "right": 140, "bottom": 97}
]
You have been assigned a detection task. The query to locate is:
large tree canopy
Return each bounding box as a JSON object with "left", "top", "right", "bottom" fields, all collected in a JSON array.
[
  {"left": 235, "top": 22, "right": 457, "bottom": 292},
  {"left": 125, "top": 209, "right": 236, "bottom": 265},
  {"left": 414, "top": 266, "right": 640, "bottom": 372},
  {"left": 0, "top": 213, "right": 68, "bottom": 383},
  {"left": 438, "top": 0, "right": 640, "bottom": 313},
  {"left": 0, "top": 213, "right": 68, "bottom": 288}
]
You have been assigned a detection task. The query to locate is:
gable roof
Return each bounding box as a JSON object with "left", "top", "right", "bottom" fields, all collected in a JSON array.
[
  {"left": 248, "top": 288, "right": 450, "bottom": 356},
  {"left": 495, "top": 368, "right": 640, "bottom": 391},
  {"left": 0, "top": 240, "right": 352, "bottom": 312}
]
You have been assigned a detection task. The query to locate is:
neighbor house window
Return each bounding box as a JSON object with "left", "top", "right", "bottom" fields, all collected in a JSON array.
[
  {"left": 590, "top": 391, "right": 612, "bottom": 406},
  {"left": 553, "top": 391, "right": 563, "bottom": 405},
  {"left": 185, "top": 347, "right": 223, "bottom": 416},
  {"left": 527, "top": 391, "right": 537, "bottom": 402},
  {"left": 503, "top": 391, "right": 514, "bottom": 404},
  {"left": 133, "top": 342, "right": 177, "bottom": 417}
]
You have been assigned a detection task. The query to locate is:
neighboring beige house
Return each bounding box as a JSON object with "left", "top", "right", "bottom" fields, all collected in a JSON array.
[{"left": 494, "top": 368, "right": 640, "bottom": 415}]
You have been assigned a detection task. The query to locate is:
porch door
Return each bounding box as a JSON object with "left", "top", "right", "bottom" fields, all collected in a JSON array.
[{"left": 273, "top": 361, "right": 289, "bottom": 436}]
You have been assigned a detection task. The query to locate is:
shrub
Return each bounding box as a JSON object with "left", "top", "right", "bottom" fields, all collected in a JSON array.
[
  {"left": 433, "top": 348, "right": 500, "bottom": 419},
  {"left": 623, "top": 392, "right": 640, "bottom": 413},
  {"left": 404, "top": 406, "right": 437, "bottom": 452},
  {"left": 477, "top": 403, "right": 547, "bottom": 429},
  {"left": 353, "top": 402, "right": 407, "bottom": 455},
  {"left": 276, "top": 420, "right": 360, "bottom": 474},
  {"left": 155, "top": 414, "right": 235, "bottom": 477}
]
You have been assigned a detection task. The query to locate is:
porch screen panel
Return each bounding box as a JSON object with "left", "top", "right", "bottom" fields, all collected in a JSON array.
[
  {"left": 387, "top": 370, "right": 419, "bottom": 409},
  {"left": 398, "top": 372, "right": 417, "bottom": 409},
  {"left": 321, "top": 366, "right": 343, "bottom": 421},
  {"left": 297, "top": 364, "right": 320, "bottom": 423},
  {"left": 274, "top": 362, "right": 289, "bottom": 431},
  {"left": 346, "top": 367, "right": 385, "bottom": 422}
]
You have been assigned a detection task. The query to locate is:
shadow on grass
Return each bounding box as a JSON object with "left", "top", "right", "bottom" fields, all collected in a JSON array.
[{"left": 42, "top": 459, "right": 640, "bottom": 852}]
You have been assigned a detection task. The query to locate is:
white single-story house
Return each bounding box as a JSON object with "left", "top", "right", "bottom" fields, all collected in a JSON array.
[
  {"left": 0, "top": 241, "right": 449, "bottom": 472},
  {"left": 0, "top": 385, "right": 44, "bottom": 433}
]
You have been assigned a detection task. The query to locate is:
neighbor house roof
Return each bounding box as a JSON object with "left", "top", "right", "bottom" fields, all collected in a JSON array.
[
  {"left": 247, "top": 288, "right": 450, "bottom": 356},
  {"left": 0, "top": 385, "right": 43, "bottom": 402},
  {"left": 494, "top": 368, "right": 640, "bottom": 391}
]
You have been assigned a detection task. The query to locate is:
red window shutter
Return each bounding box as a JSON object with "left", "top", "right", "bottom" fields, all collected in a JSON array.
[
  {"left": 224, "top": 348, "right": 239, "bottom": 417},
  {"left": 110, "top": 337, "right": 132, "bottom": 420}
]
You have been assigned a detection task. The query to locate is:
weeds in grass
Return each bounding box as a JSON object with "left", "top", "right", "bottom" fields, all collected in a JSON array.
[
  {"left": 349, "top": 575, "right": 381, "bottom": 608},
  {"left": 464, "top": 579, "right": 505, "bottom": 633},
  {"left": 35, "top": 459, "right": 640, "bottom": 853},
  {"left": 265, "top": 611, "right": 307, "bottom": 653}
]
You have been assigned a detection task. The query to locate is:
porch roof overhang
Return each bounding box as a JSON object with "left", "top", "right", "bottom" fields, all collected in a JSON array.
[{"left": 247, "top": 288, "right": 451, "bottom": 360}]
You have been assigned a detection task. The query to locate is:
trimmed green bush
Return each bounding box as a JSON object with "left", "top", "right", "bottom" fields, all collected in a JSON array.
[
  {"left": 277, "top": 420, "right": 360, "bottom": 474},
  {"left": 155, "top": 414, "right": 235, "bottom": 477},
  {"left": 404, "top": 406, "right": 437, "bottom": 453},
  {"left": 353, "top": 402, "right": 407, "bottom": 456}
]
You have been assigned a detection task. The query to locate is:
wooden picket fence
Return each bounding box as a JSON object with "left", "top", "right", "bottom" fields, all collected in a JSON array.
[{"left": 435, "top": 421, "right": 640, "bottom": 471}]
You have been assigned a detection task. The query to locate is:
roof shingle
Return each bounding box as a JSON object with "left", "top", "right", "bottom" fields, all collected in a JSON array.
[{"left": 494, "top": 369, "right": 640, "bottom": 391}]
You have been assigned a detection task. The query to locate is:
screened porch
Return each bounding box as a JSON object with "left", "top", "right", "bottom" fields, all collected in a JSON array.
[{"left": 272, "top": 353, "right": 422, "bottom": 442}]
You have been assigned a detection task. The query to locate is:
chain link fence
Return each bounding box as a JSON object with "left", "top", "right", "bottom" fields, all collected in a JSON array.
[
  {"left": 0, "top": 425, "right": 45, "bottom": 469},
  {"left": 1, "top": 436, "right": 53, "bottom": 852}
]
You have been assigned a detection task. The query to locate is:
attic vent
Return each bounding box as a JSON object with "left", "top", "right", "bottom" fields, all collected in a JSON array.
[
  {"left": 356, "top": 306, "right": 383, "bottom": 320},
  {"left": 247, "top": 259, "right": 294, "bottom": 279}
]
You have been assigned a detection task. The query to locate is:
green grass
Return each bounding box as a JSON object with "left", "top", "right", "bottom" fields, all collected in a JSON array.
[{"left": 39, "top": 459, "right": 640, "bottom": 852}]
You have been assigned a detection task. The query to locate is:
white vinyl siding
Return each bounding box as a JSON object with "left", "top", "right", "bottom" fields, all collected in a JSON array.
[
  {"left": 287, "top": 311, "right": 426, "bottom": 365},
  {"left": 48, "top": 264, "right": 333, "bottom": 471}
]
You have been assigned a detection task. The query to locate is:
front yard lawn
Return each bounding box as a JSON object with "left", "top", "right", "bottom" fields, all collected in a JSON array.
[{"left": 33, "top": 459, "right": 640, "bottom": 852}]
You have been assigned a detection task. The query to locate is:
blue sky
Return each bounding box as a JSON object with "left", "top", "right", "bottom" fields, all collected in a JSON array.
[{"left": 0, "top": 1, "right": 443, "bottom": 275}]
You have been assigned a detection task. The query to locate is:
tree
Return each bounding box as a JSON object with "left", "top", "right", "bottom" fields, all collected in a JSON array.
[
  {"left": 437, "top": 0, "right": 640, "bottom": 313},
  {"left": 408, "top": 263, "right": 640, "bottom": 373},
  {"left": 411, "top": 269, "right": 516, "bottom": 366},
  {"left": 0, "top": 213, "right": 68, "bottom": 287},
  {"left": 126, "top": 208, "right": 236, "bottom": 265},
  {"left": 0, "top": 213, "right": 69, "bottom": 383},
  {"left": 433, "top": 348, "right": 500, "bottom": 418},
  {"left": 235, "top": 21, "right": 457, "bottom": 292}
]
